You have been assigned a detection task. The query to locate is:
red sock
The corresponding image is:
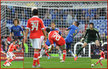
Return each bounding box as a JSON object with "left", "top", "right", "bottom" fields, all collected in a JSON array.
[
  {"left": 4, "top": 60, "right": 9, "bottom": 65},
  {"left": 45, "top": 50, "right": 49, "bottom": 56},
  {"left": 63, "top": 50, "right": 66, "bottom": 61},
  {"left": 37, "top": 51, "right": 40, "bottom": 65},
  {"left": 33, "top": 51, "right": 39, "bottom": 66},
  {"left": 9, "top": 57, "right": 16, "bottom": 63},
  {"left": 99, "top": 61, "right": 103, "bottom": 66},
  {"left": 96, "top": 60, "right": 100, "bottom": 64}
]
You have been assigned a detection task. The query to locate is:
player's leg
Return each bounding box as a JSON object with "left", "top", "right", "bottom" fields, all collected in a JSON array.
[
  {"left": 74, "top": 42, "right": 88, "bottom": 61},
  {"left": 32, "top": 39, "right": 41, "bottom": 67},
  {"left": 3, "top": 58, "right": 10, "bottom": 66},
  {"left": 56, "top": 46, "right": 62, "bottom": 60},
  {"left": 3, "top": 52, "right": 10, "bottom": 66},
  {"left": 59, "top": 44, "right": 66, "bottom": 62},
  {"left": 95, "top": 57, "right": 103, "bottom": 66},
  {"left": 66, "top": 43, "right": 74, "bottom": 57},
  {"left": 8, "top": 52, "right": 16, "bottom": 65},
  {"left": 95, "top": 40, "right": 100, "bottom": 47}
]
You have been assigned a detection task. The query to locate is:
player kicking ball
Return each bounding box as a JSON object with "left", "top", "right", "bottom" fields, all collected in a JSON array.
[
  {"left": 46, "top": 28, "right": 66, "bottom": 63},
  {"left": 94, "top": 49, "right": 105, "bottom": 67},
  {"left": 74, "top": 23, "right": 103, "bottom": 61},
  {"left": 65, "top": 21, "right": 79, "bottom": 57},
  {"left": 3, "top": 40, "right": 20, "bottom": 67}
]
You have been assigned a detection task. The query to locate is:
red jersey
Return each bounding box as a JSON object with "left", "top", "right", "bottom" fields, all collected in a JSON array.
[
  {"left": 100, "top": 51, "right": 105, "bottom": 58},
  {"left": 8, "top": 43, "right": 17, "bottom": 52},
  {"left": 27, "top": 16, "right": 45, "bottom": 39},
  {"left": 48, "top": 31, "right": 65, "bottom": 46}
]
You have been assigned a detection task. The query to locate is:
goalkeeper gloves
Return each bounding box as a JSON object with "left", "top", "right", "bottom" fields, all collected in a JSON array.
[
  {"left": 80, "top": 38, "right": 84, "bottom": 42},
  {"left": 100, "top": 40, "right": 103, "bottom": 44}
]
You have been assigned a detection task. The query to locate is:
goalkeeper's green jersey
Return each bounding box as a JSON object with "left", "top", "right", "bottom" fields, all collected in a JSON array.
[{"left": 83, "top": 28, "right": 101, "bottom": 41}]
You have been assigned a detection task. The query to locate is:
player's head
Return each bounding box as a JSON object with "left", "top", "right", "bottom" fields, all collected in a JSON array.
[
  {"left": 12, "top": 39, "right": 16, "bottom": 44},
  {"left": 51, "top": 22, "right": 56, "bottom": 29},
  {"left": 46, "top": 28, "right": 51, "bottom": 33},
  {"left": 89, "top": 23, "right": 94, "bottom": 29},
  {"left": 13, "top": 19, "right": 19, "bottom": 26},
  {"left": 32, "top": 8, "right": 38, "bottom": 16},
  {"left": 73, "top": 21, "right": 79, "bottom": 27}
]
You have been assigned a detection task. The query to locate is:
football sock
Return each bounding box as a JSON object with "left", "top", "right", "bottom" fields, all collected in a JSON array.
[
  {"left": 63, "top": 50, "right": 66, "bottom": 61},
  {"left": 76, "top": 47, "right": 83, "bottom": 56}
]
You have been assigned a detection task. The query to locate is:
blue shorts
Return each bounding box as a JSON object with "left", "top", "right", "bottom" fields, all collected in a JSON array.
[{"left": 66, "top": 42, "right": 72, "bottom": 50}]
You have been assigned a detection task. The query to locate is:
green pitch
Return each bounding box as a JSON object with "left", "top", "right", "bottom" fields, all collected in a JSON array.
[
  {"left": 91, "top": 59, "right": 107, "bottom": 68},
  {"left": 1, "top": 61, "right": 23, "bottom": 68},
  {"left": 24, "top": 57, "right": 91, "bottom": 68}
]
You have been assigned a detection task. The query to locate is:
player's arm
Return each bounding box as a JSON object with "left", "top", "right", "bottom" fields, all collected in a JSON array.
[
  {"left": 20, "top": 26, "right": 25, "bottom": 37},
  {"left": 81, "top": 29, "right": 88, "bottom": 42},
  {"left": 10, "top": 27, "right": 14, "bottom": 37},
  {"left": 66, "top": 25, "right": 73, "bottom": 31},
  {"left": 96, "top": 30, "right": 102, "bottom": 43},
  {"left": 25, "top": 20, "right": 30, "bottom": 42},
  {"left": 40, "top": 19, "right": 47, "bottom": 40}
]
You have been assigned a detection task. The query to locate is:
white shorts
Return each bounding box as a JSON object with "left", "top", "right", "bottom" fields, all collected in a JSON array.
[
  {"left": 41, "top": 36, "right": 45, "bottom": 46},
  {"left": 7, "top": 52, "right": 15, "bottom": 59},
  {"left": 100, "top": 57, "right": 104, "bottom": 60},
  {"left": 30, "top": 38, "right": 41, "bottom": 49}
]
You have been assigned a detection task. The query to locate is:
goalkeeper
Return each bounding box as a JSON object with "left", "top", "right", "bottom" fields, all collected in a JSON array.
[{"left": 74, "top": 23, "right": 103, "bottom": 61}]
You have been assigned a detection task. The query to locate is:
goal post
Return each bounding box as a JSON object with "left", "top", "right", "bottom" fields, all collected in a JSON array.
[{"left": 1, "top": 2, "right": 107, "bottom": 58}]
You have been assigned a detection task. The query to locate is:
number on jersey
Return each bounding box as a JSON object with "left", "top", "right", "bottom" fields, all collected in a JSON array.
[
  {"left": 52, "top": 32, "right": 61, "bottom": 41},
  {"left": 31, "top": 21, "right": 39, "bottom": 31}
]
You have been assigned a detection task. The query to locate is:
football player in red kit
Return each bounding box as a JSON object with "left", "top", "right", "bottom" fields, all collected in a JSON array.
[
  {"left": 95, "top": 49, "right": 105, "bottom": 67},
  {"left": 46, "top": 28, "right": 66, "bottom": 62},
  {"left": 3, "top": 40, "right": 20, "bottom": 67}
]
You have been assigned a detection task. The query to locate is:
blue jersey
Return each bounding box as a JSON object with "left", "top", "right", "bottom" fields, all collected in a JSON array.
[
  {"left": 11, "top": 25, "right": 23, "bottom": 36},
  {"left": 65, "top": 25, "right": 79, "bottom": 43},
  {"left": 46, "top": 28, "right": 62, "bottom": 46}
]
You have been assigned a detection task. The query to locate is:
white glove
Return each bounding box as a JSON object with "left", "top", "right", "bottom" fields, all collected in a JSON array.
[
  {"left": 80, "top": 38, "right": 84, "bottom": 42},
  {"left": 100, "top": 40, "right": 103, "bottom": 44}
]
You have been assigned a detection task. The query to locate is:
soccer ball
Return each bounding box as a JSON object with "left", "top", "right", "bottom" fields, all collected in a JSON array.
[
  {"left": 91, "top": 64, "right": 94, "bottom": 67},
  {"left": 6, "top": 63, "right": 10, "bottom": 67}
]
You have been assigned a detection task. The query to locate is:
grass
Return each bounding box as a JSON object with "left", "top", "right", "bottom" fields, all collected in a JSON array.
[
  {"left": 1, "top": 61, "right": 23, "bottom": 68},
  {"left": 91, "top": 59, "right": 107, "bottom": 68},
  {"left": 24, "top": 57, "right": 91, "bottom": 68}
]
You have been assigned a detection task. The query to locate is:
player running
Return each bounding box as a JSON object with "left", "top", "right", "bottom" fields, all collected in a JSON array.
[
  {"left": 65, "top": 21, "right": 79, "bottom": 57},
  {"left": 94, "top": 49, "right": 105, "bottom": 67},
  {"left": 74, "top": 23, "right": 103, "bottom": 61},
  {"left": 25, "top": 8, "right": 47, "bottom": 68},
  {"left": 3, "top": 40, "right": 20, "bottom": 67},
  {"left": 39, "top": 22, "right": 62, "bottom": 59},
  {"left": 46, "top": 28, "right": 66, "bottom": 62}
]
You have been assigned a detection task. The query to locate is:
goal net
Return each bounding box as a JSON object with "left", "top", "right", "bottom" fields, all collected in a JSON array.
[{"left": 1, "top": 2, "right": 107, "bottom": 58}]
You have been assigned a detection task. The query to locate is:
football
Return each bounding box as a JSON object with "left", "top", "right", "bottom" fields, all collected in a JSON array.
[
  {"left": 6, "top": 63, "right": 10, "bottom": 67},
  {"left": 91, "top": 64, "right": 94, "bottom": 67}
]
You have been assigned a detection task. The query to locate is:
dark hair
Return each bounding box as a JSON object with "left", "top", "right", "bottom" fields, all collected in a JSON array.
[
  {"left": 89, "top": 23, "right": 94, "bottom": 26},
  {"left": 51, "top": 22, "right": 55, "bottom": 25},
  {"left": 13, "top": 18, "right": 19, "bottom": 24},
  {"left": 75, "top": 21, "right": 80, "bottom": 26},
  {"left": 33, "top": 9, "right": 38, "bottom": 15},
  {"left": 46, "top": 28, "right": 51, "bottom": 33}
]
